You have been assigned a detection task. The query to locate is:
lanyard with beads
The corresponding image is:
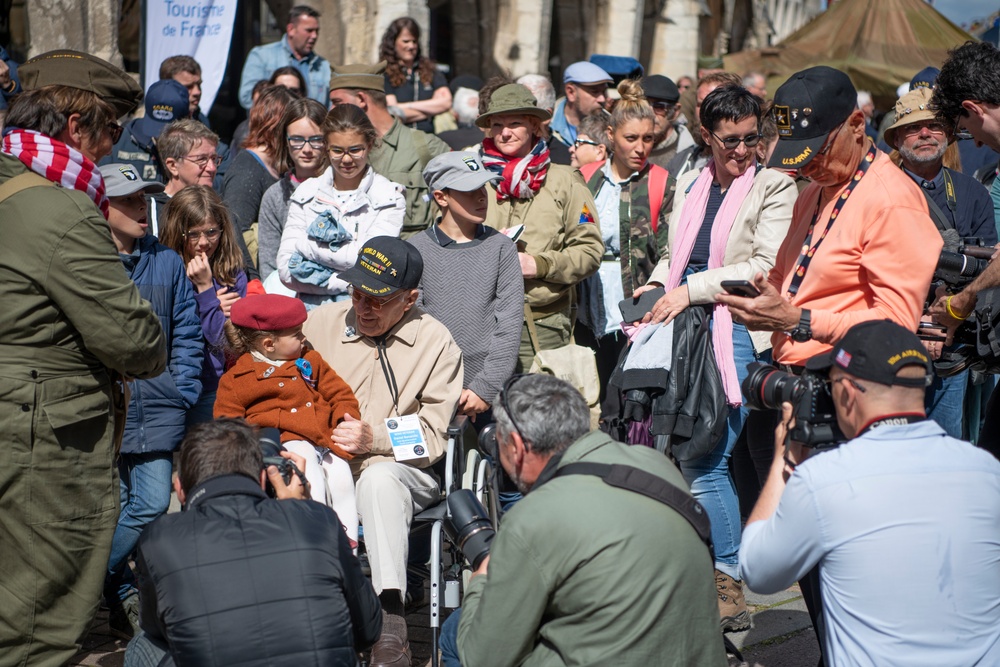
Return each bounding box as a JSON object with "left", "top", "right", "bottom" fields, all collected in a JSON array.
[{"left": 787, "top": 145, "right": 877, "bottom": 296}]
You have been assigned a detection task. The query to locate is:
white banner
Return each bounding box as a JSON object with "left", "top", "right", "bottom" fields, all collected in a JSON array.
[{"left": 143, "top": 0, "right": 238, "bottom": 114}]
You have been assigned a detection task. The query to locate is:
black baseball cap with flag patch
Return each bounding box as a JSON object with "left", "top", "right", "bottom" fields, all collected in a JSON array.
[
  {"left": 805, "top": 320, "right": 932, "bottom": 388},
  {"left": 339, "top": 236, "right": 424, "bottom": 297},
  {"left": 767, "top": 66, "right": 857, "bottom": 170}
]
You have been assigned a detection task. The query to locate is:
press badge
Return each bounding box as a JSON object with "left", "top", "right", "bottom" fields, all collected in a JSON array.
[{"left": 384, "top": 415, "right": 429, "bottom": 462}]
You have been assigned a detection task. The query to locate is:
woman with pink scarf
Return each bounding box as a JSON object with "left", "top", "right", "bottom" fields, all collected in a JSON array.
[{"left": 635, "top": 84, "right": 796, "bottom": 632}]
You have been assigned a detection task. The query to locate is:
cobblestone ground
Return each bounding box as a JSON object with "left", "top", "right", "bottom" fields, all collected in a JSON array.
[{"left": 72, "top": 584, "right": 818, "bottom": 667}]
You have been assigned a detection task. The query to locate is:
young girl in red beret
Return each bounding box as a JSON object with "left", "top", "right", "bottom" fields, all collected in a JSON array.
[{"left": 214, "top": 293, "right": 361, "bottom": 544}]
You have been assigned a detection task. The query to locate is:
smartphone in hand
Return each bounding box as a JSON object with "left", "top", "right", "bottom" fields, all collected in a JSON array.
[{"left": 720, "top": 280, "right": 761, "bottom": 298}]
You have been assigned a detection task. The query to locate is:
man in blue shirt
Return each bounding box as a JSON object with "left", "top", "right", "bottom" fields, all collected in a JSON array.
[
  {"left": 237, "top": 5, "right": 330, "bottom": 109},
  {"left": 740, "top": 320, "right": 1000, "bottom": 667}
]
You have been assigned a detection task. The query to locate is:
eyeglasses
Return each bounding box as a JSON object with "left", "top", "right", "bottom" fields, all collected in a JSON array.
[
  {"left": 709, "top": 130, "right": 763, "bottom": 150},
  {"left": 106, "top": 121, "right": 124, "bottom": 143},
  {"left": 648, "top": 100, "right": 677, "bottom": 113},
  {"left": 347, "top": 284, "right": 406, "bottom": 311},
  {"left": 288, "top": 135, "right": 325, "bottom": 150},
  {"left": 826, "top": 375, "right": 866, "bottom": 393},
  {"left": 498, "top": 374, "right": 529, "bottom": 445},
  {"left": 573, "top": 138, "right": 601, "bottom": 149},
  {"left": 817, "top": 122, "right": 845, "bottom": 156},
  {"left": 182, "top": 228, "right": 222, "bottom": 241},
  {"left": 179, "top": 154, "right": 223, "bottom": 168},
  {"left": 328, "top": 145, "right": 367, "bottom": 160},
  {"left": 900, "top": 122, "right": 948, "bottom": 137}
]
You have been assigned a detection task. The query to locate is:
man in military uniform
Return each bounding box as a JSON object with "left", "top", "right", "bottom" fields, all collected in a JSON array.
[
  {"left": 0, "top": 50, "right": 167, "bottom": 666},
  {"left": 328, "top": 62, "right": 450, "bottom": 238}
]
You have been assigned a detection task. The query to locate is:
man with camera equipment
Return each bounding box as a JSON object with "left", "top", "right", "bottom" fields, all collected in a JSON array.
[
  {"left": 884, "top": 85, "right": 997, "bottom": 438},
  {"left": 442, "top": 374, "right": 726, "bottom": 667},
  {"left": 717, "top": 67, "right": 941, "bottom": 369},
  {"left": 124, "top": 418, "right": 382, "bottom": 666},
  {"left": 739, "top": 320, "right": 1000, "bottom": 666},
  {"left": 303, "top": 236, "right": 464, "bottom": 667},
  {"left": 931, "top": 41, "right": 1000, "bottom": 446}
]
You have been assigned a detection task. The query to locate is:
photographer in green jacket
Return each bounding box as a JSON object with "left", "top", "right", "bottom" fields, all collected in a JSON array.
[{"left": 441, "top": 374, "right": 726, "bottom": 667}]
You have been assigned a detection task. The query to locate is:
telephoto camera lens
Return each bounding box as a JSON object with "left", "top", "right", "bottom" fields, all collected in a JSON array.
[
  {"left": 444, "top": 489, "right": 495, "bottom": 570},
  {"left": 742, "top": 362, "right": 803, "bottom": 411}
]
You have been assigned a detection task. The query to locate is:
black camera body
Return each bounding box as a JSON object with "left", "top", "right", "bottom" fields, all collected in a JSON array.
[
  {"left": 259, "top": 427, "right": 307, "bottom": 498},
  {"left": 742, "top": 362, "right": 845, "bottom": 448},
  {"left": 443, "top": 489, "right": 495, "bottom": 570}
]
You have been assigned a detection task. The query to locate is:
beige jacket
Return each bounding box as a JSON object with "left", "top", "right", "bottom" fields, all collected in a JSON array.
[
  {"left": 648, "top": 165, "right": 797, "bottom": 351},
  {"left": 303, "top": 301, "right": 463, "bottom": 474},
  {"left": 483, "top": 164, "right": 604, "bottom": 315}
]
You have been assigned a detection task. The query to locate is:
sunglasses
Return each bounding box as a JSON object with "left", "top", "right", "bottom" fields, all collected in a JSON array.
[
  {"left": 648, "top": 101, "right": 677, "bottom": 113},
  {"left": 709, "top": 130, "right": 763, "bottom": 150},
  {"left": 574, "top": 138, "right": 601, "bottom": 149},
  {"left": 347, "top": 284, "right": 407, "bottom": 311},
  {"left": 106, "top": 121, "right": 124, "bottom": 143},
  {"left": 498, "top": 374, "right": 529, "bottom": 445}
]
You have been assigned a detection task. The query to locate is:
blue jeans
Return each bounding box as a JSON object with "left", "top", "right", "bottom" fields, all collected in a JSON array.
[
  {"left": 925, "top": 368, "right": 967, "bottom": 439},
  {"left": 105, "top": 452, "right": 173, "bottom": 602},
  {"left": 124, "top": 631, "right": 173, "bottom": 667},
  {"left": 440, "top": 608, "right": 463, "bottom": 667},
  {"left": 679, "top": 322, "right": 761, "bottom": 579}
]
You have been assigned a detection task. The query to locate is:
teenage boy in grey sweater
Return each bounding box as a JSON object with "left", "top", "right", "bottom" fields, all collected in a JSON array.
[{"left": 409, "top": 152, "right": 524, "bottom": 420}]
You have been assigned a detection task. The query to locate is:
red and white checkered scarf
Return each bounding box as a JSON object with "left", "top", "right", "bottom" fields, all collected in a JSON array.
[
  {"left": 480, "top": 137, "right": 551, "bottom": 201},
  {"left": 1, "top": 129, "right": 109, "bottom": 218}
]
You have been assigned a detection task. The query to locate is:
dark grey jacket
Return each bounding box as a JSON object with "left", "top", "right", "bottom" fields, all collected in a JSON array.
[{"left": 136, "top": 474, "right": 381, "bottom": 666}]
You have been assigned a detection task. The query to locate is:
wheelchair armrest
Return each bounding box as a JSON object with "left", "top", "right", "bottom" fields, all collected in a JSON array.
[{"left": 448, "top": 415, "right": 469, "bottom": 438}]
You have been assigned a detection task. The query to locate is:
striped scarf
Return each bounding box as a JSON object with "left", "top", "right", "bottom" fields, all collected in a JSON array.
[
  {"left": 480, "top": 137, "right": 551, "bottom": 201},
  {"left": 1, "top": 129, "right": 109, "bottom": 218}
]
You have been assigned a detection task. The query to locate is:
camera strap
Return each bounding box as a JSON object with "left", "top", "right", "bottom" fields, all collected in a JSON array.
[
  {"left": 857, "top": 413, "right": 926, "bottom": 437},
  {"left": 788, "top": 144, "right": 877, "bottom": 296},
  {"left": 548, "top": 462, "right": 714, "bottom": 557}
]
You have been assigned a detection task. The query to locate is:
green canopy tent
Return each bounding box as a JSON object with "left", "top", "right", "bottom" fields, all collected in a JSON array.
[{"left": 723, "top": 0, "right": 975, "bottom": 108}]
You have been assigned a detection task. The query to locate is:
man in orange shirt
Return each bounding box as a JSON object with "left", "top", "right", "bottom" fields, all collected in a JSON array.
[{"left": 717, "top": 66, "right": 941, "bottom": 368}]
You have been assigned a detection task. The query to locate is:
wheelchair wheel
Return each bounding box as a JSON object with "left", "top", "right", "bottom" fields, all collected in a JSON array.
[{"left": 463, "top": 449, "right": 482, "bottom": 492}]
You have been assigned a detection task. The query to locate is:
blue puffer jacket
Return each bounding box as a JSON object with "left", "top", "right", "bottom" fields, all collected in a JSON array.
[{"left": 120, "top": 236, "right": 203, "bottom": 454}]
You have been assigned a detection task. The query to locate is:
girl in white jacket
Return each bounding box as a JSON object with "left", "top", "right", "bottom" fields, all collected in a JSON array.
[{"left": 278, "top": 104, "right": 405, "bottom": 308}]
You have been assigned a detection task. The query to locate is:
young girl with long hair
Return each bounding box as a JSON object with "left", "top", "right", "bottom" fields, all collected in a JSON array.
[
  {"left": 277, "top": 103, "right": 405, "bottom": 308},
  {"left": 159, "top": 185, "right": 248, "bottom": 423}
]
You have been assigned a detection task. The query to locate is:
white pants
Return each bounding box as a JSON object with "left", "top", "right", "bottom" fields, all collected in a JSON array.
[
  {"left": 282, "top": 440, "right": 358, "bottom": 543},
  {"left": 356, "top": 461, "right": 440, "bottom": 596}
]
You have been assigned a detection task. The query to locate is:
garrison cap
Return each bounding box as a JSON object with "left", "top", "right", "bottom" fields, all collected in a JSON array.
[
  {"left": 330, "top": 62, "right": 387, "bottom": 92},
  {"left": 19, "top": 49, "right": 143, "bottom": 118}
]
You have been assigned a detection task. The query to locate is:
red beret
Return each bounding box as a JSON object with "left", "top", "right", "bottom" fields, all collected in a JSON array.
[{"left": 230, "top": 294, "right": 307, "bottom": 331}]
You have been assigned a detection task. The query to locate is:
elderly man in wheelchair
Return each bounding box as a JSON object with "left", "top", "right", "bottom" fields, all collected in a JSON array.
[{"left": 304, "top": 236, "right": 465, "bottom": 667}]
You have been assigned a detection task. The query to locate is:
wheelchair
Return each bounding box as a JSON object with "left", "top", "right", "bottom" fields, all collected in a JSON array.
[{"left": 359, "top": 416, "right": 500, "bottom": 667}]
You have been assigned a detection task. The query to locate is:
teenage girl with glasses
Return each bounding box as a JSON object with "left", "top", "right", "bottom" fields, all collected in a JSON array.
[
  {"left": 277, "top": 103, "right": 405, "bottom": 309},
  {"left": 159, "top": 185, "right": 248, "bottom": 425}
]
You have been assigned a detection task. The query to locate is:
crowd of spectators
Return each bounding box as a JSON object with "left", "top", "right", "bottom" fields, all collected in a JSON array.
[{"left": 4, "top": 11, "right": 1000, "bottom": 667}]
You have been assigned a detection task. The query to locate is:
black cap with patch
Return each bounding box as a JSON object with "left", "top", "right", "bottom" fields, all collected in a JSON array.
[
  {"left": 805, "top": 320, "right": 932, "bottom": 388},
  {"left": 767, "top": 66, "right": 857, "bottom": 170},
  {"left": 339, "top": 236, "right": 424, "bottom": 297}
]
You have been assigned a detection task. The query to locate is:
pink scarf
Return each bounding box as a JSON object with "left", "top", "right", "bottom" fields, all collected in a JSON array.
[
  {"left": 1, "top": 129, "right": 109, "bottom": 218},
  {"left": 665, "top": 160, "right": 757, "bottom": 406}
]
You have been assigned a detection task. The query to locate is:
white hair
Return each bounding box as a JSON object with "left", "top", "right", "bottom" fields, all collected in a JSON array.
[
  {"left": 453, "top": 87, "right": 480, "bottom": 126},
  {"left": 857, "top": 91, "right": 873, "bottom": 107},
  {"left": 516, "top": 73, "right": 556, "bottom": 112}
]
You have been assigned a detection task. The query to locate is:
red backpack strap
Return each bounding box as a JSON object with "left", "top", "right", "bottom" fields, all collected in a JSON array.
[{"left": 648, "top": 164, "right": 669, "bottom": 233}]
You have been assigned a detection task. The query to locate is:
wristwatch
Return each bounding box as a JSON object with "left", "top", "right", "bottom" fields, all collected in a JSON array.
[{"left": 788, "top": 309, "right": 812, "bottom": 343}]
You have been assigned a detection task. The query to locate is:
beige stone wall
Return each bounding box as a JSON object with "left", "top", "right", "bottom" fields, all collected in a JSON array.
[
  {"left": 26, "top": 0, "right": 123, "bottom": 66},
  {"left": 492, "top": 0, "right": 554, "bottom": 78}
]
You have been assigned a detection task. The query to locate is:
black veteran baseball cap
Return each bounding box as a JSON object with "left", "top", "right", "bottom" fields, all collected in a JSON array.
[
  {"left": 806, "top": 320, "right": 932, "bottom": 388},
  {"left": 19, "top": 49, "right": 144, "bottom": 118},
  {"left": 340, "top": 236, "right": 424, "bottom": 297},
  {"left": 767, "top": 66, "right": 857, "bottom": 170}
]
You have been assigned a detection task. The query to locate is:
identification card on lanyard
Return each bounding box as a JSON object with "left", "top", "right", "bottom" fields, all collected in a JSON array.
[
  {"left": 787, "top": 145, "right": 877, "bottom": 296},
  {"left": 385, "top": 414, "right": 429, "bottom": 462}
]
